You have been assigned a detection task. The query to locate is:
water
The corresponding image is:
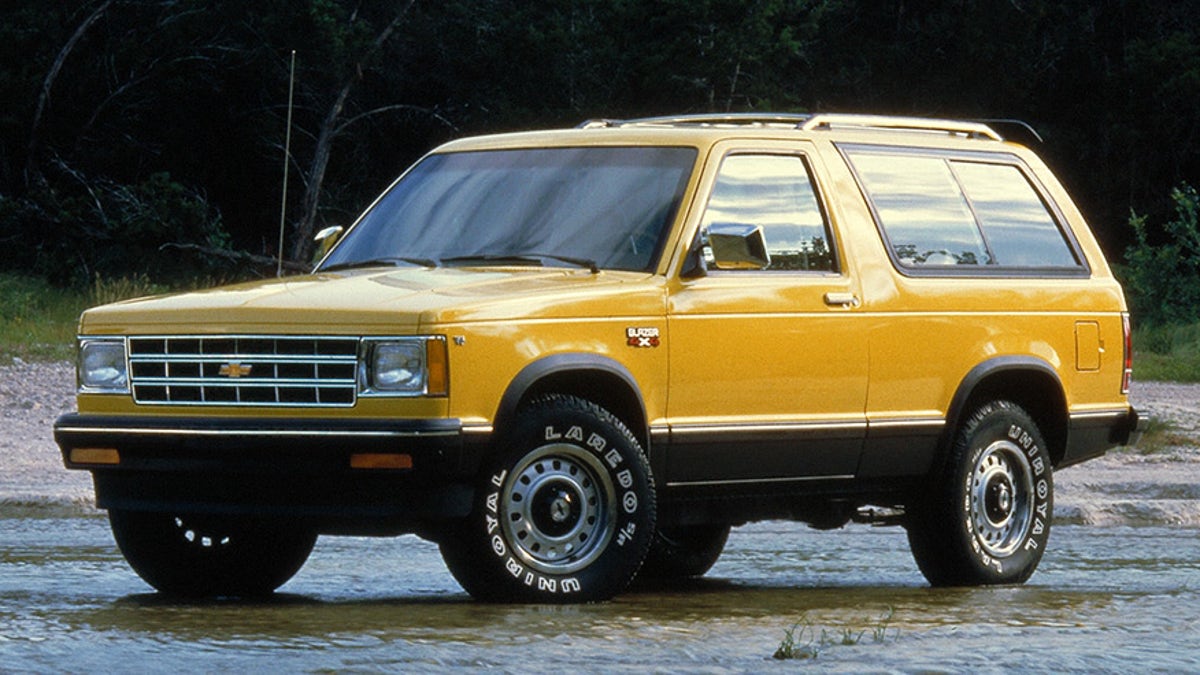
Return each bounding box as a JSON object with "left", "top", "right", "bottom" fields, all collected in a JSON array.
[{"left": 3, "top": 511, "right": 1198, "bottom": 673}]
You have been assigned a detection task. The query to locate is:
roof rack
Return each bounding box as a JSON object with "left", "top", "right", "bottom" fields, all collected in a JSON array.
[
  {"left": 577, "top": 112, "right": 1007, "bottom": 142},
  {"left": 801, "top": 114, "right": 1002, "bottom": 141},
  {"left": 973, "top": 118, "right": 1043, "bottom": 145},
  {"left": 577, "top": 113, "right": 811, "bottom": 129}
]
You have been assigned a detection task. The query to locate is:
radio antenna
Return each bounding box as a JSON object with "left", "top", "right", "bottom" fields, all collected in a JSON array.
[{"left": 276, "top": 49, "right": 296, "bottom": 277}]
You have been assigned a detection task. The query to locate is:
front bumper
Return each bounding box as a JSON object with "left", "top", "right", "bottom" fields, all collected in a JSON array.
[{"left": 53, "top": 414, "right": 487, "bottom": 532}]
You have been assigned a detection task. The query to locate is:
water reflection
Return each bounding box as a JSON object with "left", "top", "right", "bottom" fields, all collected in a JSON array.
[{"left": 4, "top": 520, "right": 1199, "bottom": 671}]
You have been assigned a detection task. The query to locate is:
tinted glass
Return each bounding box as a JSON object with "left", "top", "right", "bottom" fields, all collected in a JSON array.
[
  {"left": 700, "top": 154, "right": 834, "bottom": 272},
  {"left": 321, "top": 147, "right": 696, "bottom": 273},
  {"left": 848, "top": 152, "right": 989, "bottom": 266},
  {"left": 952, "top": 161, "right": 1078, "bottom": 267},
  {"left": 847, "top": 149, "right": 1082, "bottom": 271}
]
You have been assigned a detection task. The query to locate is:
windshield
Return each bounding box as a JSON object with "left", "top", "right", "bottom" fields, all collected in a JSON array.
[{"left": 319, "top": 146, "right": 697, "bottom": 273}]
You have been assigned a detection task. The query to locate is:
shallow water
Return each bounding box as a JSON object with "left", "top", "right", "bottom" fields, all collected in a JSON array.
[{"left": 3, "top": 512, "right": 1198, "bottom": 673}]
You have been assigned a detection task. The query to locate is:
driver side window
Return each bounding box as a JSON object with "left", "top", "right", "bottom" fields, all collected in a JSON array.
[{"left": 700, "top": 154, "right": 835, "bottom": 272}]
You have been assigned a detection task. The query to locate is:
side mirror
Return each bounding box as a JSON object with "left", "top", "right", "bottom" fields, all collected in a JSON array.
[
  {"left": 707, "top": 223, "right": 771, "bottom": 270},
  {"left": 312, "top": 225, "right": 345, "bottom": 262}
]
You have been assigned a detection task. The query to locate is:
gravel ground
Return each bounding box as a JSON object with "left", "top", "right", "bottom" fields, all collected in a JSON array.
[{"left": 3, "top": 359, "right": 1198, "bottom": 525}]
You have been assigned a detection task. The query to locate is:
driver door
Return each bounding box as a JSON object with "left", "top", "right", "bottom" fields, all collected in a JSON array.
[{"left": 664, "top": 143, "right": 868, "bottom": 485}]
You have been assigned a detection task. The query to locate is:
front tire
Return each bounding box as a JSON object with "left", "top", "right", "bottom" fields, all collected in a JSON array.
[
  {"left": 109, "top": 510, "right": 316, "bottom": 597},
  {"left": 440, "top": 395, "right": 656, "bottom": 602},
  {"left": 906, "top": 400, "right": 1053, "bottom": 586}
]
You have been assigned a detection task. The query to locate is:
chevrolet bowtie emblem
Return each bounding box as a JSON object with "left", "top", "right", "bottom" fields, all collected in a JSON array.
[{"left": 218, "top": 362, "right": 253, "bottom": 378}]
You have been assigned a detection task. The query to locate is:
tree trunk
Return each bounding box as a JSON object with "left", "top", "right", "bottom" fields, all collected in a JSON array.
[
  {"left": 287, "top": 1, "right": 414, "bottom": 264},
  {"left": 26, "top": 0, "right": 114, "bottom": 189}
]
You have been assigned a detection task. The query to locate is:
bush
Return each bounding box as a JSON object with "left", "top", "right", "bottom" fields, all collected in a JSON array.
[
  {"left": 0, "top": 171, "right": 237, "bottom": 288},
  {"left": 1132, "top": 321, "right": 1200, "bottom": 383},
  {"left": 1123, "top": 183, "right": 1200, "bottom": 327}
]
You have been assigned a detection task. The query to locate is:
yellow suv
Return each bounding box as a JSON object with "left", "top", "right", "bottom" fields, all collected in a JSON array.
[{"left": 55, "top": 113, "right": 1141, "bottom": 601}]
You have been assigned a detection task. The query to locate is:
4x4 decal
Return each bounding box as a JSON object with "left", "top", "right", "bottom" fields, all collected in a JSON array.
[{"left": 625, "top": 327, "right": 660, "bottom": 348}]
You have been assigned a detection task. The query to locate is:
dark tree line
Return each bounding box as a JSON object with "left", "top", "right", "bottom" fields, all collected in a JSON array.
[{"left": 1, "top": 0, "right": 1198, "bottom": 286}]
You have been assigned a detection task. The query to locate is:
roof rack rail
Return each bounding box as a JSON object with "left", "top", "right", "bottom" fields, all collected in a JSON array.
[
  {"left": 801, "top": 114, "right": 1003, "bottom": 141},
  {"left": 577, "top": 113, "right": 812, "bottom": 129},
  {"left": 973, "top": 118, "right": 1044, "bottom": 145}
]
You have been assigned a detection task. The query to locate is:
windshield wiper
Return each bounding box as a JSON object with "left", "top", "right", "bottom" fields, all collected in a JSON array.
[
  {"left": 442, "top": 253, "right": 599, "bottom": 274},
  {"left": 320, "top": 256, "right": 439, "bottom": 272}
]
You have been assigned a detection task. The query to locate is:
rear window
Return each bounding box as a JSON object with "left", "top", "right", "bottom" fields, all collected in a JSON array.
[{"left": 843, "top": 147, "right": 1082, "bottom": 274}]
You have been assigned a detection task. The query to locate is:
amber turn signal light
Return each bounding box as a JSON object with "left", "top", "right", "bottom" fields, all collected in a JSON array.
[
  {"left": 69, "top": 448, "right": 120, "bottom": 465},
  {"left": 349, "top": 453, "right": 413, "bottom": 470}
]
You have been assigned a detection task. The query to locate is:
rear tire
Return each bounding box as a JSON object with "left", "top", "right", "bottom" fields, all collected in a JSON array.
[
  {"left": 440, "top": 395, "right": 655, "bottom": 602},
  {"left": 638, "top": 525, "right": 730, "bottom": 580},
  {"left": 109, "top": 510, "right": 316, "bottom": 597},
  {"left": 906, "top": 400, "right": 1053, "bottom": 586}
]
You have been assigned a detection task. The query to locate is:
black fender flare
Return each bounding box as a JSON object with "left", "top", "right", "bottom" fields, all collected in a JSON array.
[
  {"left": 942, "top": 355, "right": 1067, "bottom": 463},
  {"left": 492, "top": 353, "right": 650, "bottom": 447}
]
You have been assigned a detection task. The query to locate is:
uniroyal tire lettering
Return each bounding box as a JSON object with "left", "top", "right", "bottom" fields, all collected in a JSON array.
[
  {"left": 445, "top": 397, "right": 654, "bottom": 602},
  {"left": 505, "top": 557, "right": 522, "bottom": 577},
  {"left": 623, "top": 491, "right": 638, "bottom": 514}
]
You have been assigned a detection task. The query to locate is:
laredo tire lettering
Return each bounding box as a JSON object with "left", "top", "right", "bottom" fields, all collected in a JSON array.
[{"left": 438, "top": 394, "right": 655, "bottom": 603}]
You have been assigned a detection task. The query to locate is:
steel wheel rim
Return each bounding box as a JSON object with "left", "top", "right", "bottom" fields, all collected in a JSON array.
[
  {"left": 172, "top": 515, "right": 235, "bottom": 551},
  {"left": 970, "top": 440, "right": 1034, "bottom": 557},
  {"left": 500, "top": 443, "right": 617, "bottom": 575}
]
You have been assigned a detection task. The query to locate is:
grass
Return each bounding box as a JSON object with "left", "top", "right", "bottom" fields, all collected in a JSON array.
[
  {"left": 773, "top": 608, "right": 898, "bottom": 660},
  {"left": 1133, "top": 321, "right": 1200, "bottom": 383},
  {"left": 4, "top": 268, "right": 1200, "bottom": 382},
  {"left": 1120, "top": 415, "right": 1200, "bottom": 455},
  {"left": 0, "top": 273, "right": 89, "bottom": 361},
  {"left": 0, "top": 272, "right": 167, "bottom": 362}
]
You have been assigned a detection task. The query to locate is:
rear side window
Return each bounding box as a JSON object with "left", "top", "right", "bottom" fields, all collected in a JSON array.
[{"left": 844, "top": 147, "right": 1082, "bottom": 273}]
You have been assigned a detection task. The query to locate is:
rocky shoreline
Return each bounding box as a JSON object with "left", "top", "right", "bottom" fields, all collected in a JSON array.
[{"left": 3, "top": 359, "right": 1198, "bottom": 525}]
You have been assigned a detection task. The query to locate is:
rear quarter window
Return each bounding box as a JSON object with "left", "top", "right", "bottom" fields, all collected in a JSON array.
[{"left": 842, "top": 146, "right": 1084, "bottom": 275}]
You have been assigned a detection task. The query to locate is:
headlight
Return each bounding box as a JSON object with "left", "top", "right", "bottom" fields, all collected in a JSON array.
[
  {"left": 78, "top": 338, "right": 129, "bottom": 393},
  {"left": 360, "top": 337, "right": 447, "bottom": 397}
]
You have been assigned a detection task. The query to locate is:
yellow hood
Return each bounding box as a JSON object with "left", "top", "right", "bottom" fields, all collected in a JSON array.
[{"left": 79, "top": 267, "right": 662, "bottom": 335}]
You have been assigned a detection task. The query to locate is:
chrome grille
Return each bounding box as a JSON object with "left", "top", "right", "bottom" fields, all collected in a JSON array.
[{"left": 128, "top": 336, "right": 359, "bottom": 407}]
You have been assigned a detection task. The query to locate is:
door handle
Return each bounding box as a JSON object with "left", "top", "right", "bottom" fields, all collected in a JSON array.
[{"left": 824, "top": 292, "right": 860, "bottom": 308}]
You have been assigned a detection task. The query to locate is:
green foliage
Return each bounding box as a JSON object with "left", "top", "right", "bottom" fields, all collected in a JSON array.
[
  {"left": 1122, "top": 415, "right": 1200, "bottom": 455},
  {"left": 1, "top": 171, "right": 236, "bottom": 287},
  {"left": 1, "top": 1, "right": 1200, "bottom": 288},
  {"left": 1132, "top": 321, "right": 1200, "bottom": 383},
  {"left": 772, "top": 608, "right": 898, "bottom": 660},
  {"left": 88, "top": 272, "right": 169, "bottom": 307},
  {"left": 0, "top": 273, "right": 88, "bottom": 361},
  {"left": 1124, "top": 184, "right": 1200, "bottom": 327},
  {"left": 0, "top": 272, "right": 175, "bottom": 362}
]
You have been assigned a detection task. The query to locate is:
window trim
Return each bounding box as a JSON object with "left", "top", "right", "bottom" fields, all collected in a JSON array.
[
  {"left": 698, "top": 150, "right": 842, "bottom": 276},
  {"left": 838, "top": 143, "right": 1091, "bottom": 279}
]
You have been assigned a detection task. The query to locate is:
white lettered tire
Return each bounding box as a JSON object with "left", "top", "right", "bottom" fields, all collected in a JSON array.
[
  {"left": 907, "top": 400, "right": 1053, "bottom": 586},
  {"left": 440, "top": 394, "right": 656, "bottom": 602}
]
